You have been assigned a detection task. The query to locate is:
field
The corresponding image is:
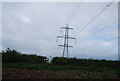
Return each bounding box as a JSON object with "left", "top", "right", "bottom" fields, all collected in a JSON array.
[
  {"left": 1, "top": 49, "right": 120, "bottom": 79},
  {"left": 3, "top": 63, "right": 120, "bottom": 79}
]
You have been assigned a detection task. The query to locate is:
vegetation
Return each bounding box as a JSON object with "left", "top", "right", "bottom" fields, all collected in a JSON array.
[
  {"left": 52, "top": 57, "right": 119, "bottom": 68},
  {"left": 2, "top": 48, "right": 48, "bottom": 64},
  {"left": 2, "top": 48, "right": 120, "bottom": 79},
  {"left": 3, "top": 63, "right": 119, "bottom": 72},
  {"left": 1, "top": 48, "right": 120, "bottom": 72}
]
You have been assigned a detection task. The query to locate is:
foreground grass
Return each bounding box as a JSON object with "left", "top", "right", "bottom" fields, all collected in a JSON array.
[
  {"left": 3, "top": 63, "right": 120, "bottom": 79},
  {"left": 3, "top": 63, "right": 119, "bottom": 72}
]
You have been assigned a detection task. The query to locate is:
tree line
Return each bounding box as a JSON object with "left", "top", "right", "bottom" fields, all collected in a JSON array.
[
  {"left": 1, "top": 48, "right": 120, "bottom": 68},
  {"left": 52, "top": 57, "right": 119, "bottom": 68},
  {"left": 1, "top": 48, "right": 48, "bottom": 64}
]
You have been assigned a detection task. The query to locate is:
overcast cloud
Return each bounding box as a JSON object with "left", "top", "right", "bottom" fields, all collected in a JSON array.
[{"left": 1, "top": 2, "right": 118, "bottom": 60}]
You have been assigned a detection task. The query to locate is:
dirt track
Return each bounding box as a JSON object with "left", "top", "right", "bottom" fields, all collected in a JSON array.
[{"left": 2, "top": 69, "right": 119, "bottom": 79}]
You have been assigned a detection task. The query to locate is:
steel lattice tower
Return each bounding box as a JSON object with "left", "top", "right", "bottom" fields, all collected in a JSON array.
[{"left": 57, "top": 24, "right": 76, "bottom": 58}]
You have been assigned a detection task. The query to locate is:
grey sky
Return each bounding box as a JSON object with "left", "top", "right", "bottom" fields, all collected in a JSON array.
[{"left": 1, "top": 2, "right": 118, "bottom": 60}]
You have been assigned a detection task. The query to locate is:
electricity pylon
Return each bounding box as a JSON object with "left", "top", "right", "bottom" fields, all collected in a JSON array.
[{"left": 57, "top": 24, "right": 76, "bottom": 58}]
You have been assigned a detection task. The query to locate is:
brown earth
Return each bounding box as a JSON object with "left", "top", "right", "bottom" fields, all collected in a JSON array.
[{"left": 2, "top": 69, "right": 119, "bottom": 79}]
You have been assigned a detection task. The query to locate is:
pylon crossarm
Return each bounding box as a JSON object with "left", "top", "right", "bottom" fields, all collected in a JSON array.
[
  {"left": 68, "top": 37, "right": 76, "bottom": 39},
  {"left": 57, "top": 36, "right": 76, "bottom": 40},
  {"left": 57, "top": 36, "right": 64, "bottom": 38},
  {"left": 61, "top": 27, "right": 74, "bottom": 30},
  {"left": 58, "top": 45, "right": 73, "bottom": 47},
  {"left": 68, "top": 28, "right": 74, "bottom": 30}
]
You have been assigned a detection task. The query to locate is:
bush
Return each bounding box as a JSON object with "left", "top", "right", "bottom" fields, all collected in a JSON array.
[
  {"left": 2, "top": 48, "right": 48, "bottom": 64},
  {"left": 52, "top": 57, "right": 68, "bottom": 65},
  {"left": 51, "top": 57, "right": 120, "bottom": 68}
]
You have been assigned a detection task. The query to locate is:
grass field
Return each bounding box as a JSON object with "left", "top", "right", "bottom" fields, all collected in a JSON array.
[
  {"left": 2, "top": 63, "right": 120, "bottom": 79},
  {"left": 3, "top": 63, "right": 119, "bottom": 72},
  {"left": 2, "top": 49, "right": 120, "bottom": 79}
]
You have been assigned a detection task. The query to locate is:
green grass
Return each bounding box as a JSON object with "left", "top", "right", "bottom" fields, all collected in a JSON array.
[
  {"left": 3, "top": 63, "right": 119, "bottom": 73},
  {"left": 3, "top": 63, "right": 120, "bottom": 79}
]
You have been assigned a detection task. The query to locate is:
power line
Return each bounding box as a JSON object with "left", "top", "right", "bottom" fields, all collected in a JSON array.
[
  {"left": 65, "top": 3, "right": 77, "bottom": 24},
  {"left": 77, "top": 18, "right": 118, "bottom": 42},
  {"left": 65, "top": 1, "right": 83, "bottom": 25},
  {"left": 55, "top": 1, "right": 83, "bottom": 57},
  {"left": 74, "top": 1, "right": 114, "bottom": 36},
  {"left": 50, "top": 2, "right": 81, "bottom": 57},
  {"left": 73, "top": 0, "right": 115, "bottom": 37},
  {"left": 53, "top": 1, "right": 116, "bottom": 58},
  {"left": 89, "top": 1, "right": 109, "bottom": 19},
  {"left": 68, "top": 2, "right": 83, "bottom": 24},
  {"left": 68, "top": 1, "right": 110, "bottom": 44},
  {"left": 78, "top": 36, "right": 117, "bottom": 51},
  {"left": 68, "top": 0, "right": 116, "bottom": 44}
]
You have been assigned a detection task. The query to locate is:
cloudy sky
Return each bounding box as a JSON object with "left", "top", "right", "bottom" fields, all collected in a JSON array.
[{"left": 1, "top": 2, "right": 118, "bottom": 60}]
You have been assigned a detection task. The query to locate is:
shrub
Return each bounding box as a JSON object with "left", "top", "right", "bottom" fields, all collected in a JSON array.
[
  {"left": 2, "top": 48, "right": 48, "bottom": 64},
  {"left": 52, "top": 57, "right": 68, "bottom": 65}
]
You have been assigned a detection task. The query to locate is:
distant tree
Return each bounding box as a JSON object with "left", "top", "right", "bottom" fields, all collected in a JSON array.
[
  {"left": 51, "top": 57, "right": 119, "bottom": 68},
  {"left": 52, "top": 57, "right": 68, "bottom": 65},
  {"left": 2, "top": 48, "right": 21, "bottom": 63},
  {"left": 2, "top": 48, "right": 48, "bottom": 64}
]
